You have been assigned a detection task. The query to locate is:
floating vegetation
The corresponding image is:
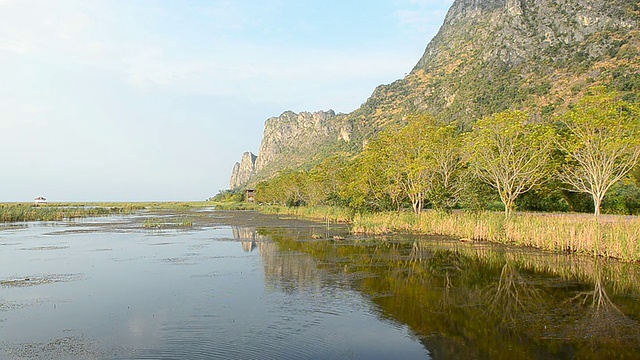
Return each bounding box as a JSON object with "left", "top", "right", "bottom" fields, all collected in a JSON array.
[
  {"left": 143, "top": 218, "right": 165, "bottom": 229},
  {"left": 179, "top": 216, "right": 193, "bottom": 227},
  {"left": 143, "top": 216, "right": 193, "bottom": 229},
  {"left": 20, "top": 246, "right": 69, "bottom": 251},
  {"left": 1, "top": 335, "right": 111, "bottom": 359},
  {"left": 0, "top": 274, "right": 84, "bottom": 288}
]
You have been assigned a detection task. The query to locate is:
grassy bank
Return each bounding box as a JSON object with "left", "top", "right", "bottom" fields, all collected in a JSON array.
[
  {"left": 246, "top": 204, "right": 640, "bottom": 262},
  {"left": 213, "top": 203, "right": 353, "bottom": 223},
  {"left": 351, "top": 211, "right": 640, "bottom": 262},
  {"left": 260, "top": 205, "right": 353, "bottom": 223}
]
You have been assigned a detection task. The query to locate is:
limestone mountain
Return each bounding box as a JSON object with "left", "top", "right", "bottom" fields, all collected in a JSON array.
[
  {"left": 229, "top": 0, "right": 640, "bottom": 189},
  {"left": 345, "top": 0, "right": 640, "bottom": 141},
  {"left": 229, "top": 152, "right": 257, "bottom": 189},
  {"left": 229, "top": 110, "right": 352, "bottom": 188}
]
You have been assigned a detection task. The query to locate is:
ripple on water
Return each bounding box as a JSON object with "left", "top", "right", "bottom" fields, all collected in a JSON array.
[{"left": 131, "top": 327, "right": 336, "bottom": 360}]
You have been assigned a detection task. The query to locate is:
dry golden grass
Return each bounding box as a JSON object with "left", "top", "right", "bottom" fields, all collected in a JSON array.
[{"left": 351, "top": 211, "right": 640, "bottom": 262}]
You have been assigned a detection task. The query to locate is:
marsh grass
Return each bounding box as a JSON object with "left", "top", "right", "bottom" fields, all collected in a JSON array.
[
  {"left": 350, "top": 211, "right": 640, "bottom": 262},
  {"left": 0, "top": 202, "right": 209, "bottom": 223},
  {"left": 0, "top": 203, "right": 143, "bottom": 222},
  {"left": 220, "top": 203, "right": 640, "bottom": 261},
  {"left": 143, "top": 216, "right": 193, "bottom": 228},
  {"left": 179, "top": 216, "right": 193, "bottom": 227},
  {"left": 213, "top": 202, "right": 260, "bottom": 211},
  {"left": 260, "top": 205, "right": 354, "bottom": 223}
]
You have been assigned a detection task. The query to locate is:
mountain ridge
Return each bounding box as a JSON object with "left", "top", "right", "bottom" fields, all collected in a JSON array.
[{"left": 229, "top": 0, "right": 640, "bottom": 189}]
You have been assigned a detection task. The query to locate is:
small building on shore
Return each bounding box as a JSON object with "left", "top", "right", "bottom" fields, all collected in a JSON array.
[
  {"left": 34, "top": 196, "right": 47, "bottom": 206},
  {"left": 245, "top": 189, "right": 255, "bottom": 203}
]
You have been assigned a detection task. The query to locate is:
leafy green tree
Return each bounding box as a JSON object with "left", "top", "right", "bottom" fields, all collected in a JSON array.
[
  {"left": 358, "top": 129, "right": 407, "bottom": 211},
  {"left": 388, "top": 123, "right": 429, "bottom": 214},
  {"left": 417, "top": 118, "right": 466, "bottom": 212},
  {"left": 304, "top": 155, "right": 350, "bottom": 206},
  {"left": 465, "top": 110, "right": 557, "bottom": 217},
  {"left": 558, "top": 88, "right": 640, "bottom": 216}
]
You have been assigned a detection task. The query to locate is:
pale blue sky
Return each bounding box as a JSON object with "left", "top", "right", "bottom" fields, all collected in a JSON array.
[{"left": 0, "top": 0, "right": 453, "bottom": 202}]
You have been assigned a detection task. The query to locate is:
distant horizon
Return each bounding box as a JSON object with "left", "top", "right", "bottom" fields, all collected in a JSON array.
[
  {"left": 2, "top": 199, "right": 210, "bottom": 203},
  {"left": 0, "top": 0, "right": 454, "bottom": 202}
]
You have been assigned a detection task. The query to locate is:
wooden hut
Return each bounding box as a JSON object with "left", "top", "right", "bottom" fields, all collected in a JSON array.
[{"left": 245, "top": 189, "right": 255, "bottom": 203}]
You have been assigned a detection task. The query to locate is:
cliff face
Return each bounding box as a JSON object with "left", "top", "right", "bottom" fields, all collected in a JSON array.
[
  {"left": 254, "top": 110, "right": 341, "bottom": 173},
  {"left": 229, "top": 152, "right": 257, "bottom": 189},
  {"left": 229, "top": 110, "right": 350, "bottom": 188},
  {"left": 348, "top": 0, "right": 639, "bottom": 136},
  {"left": 229, "top": 0, "right": 640, "bottom": 188}
]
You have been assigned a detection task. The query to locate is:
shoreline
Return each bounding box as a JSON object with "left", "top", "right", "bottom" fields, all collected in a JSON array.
[{"left": 220, "top": 203, "right": 640, "bottom": 263}]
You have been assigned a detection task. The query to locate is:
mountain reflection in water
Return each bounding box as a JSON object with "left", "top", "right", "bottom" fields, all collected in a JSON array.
[{"left": 233, "top": 224, "right": 640, "bottom": 359}]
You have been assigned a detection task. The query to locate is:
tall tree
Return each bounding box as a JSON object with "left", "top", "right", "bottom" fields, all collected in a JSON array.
[
  {"left": 465, "top": 110, "right": 556, "bottom": 217},
  {"left": 361, "top": 115, "right": 466, "bottom": 214},
  {"left": 362, "top": 129, "right": 406, "bottom": 211},
  {"left": 419, "top": 118, "right": 466, "bottom": 212},
  {"left": 558, "top": 89, "right": 640, "bottom": 216}
]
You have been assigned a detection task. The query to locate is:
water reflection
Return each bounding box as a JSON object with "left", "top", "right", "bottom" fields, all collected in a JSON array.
[
  {"left": 232, "top": 226, "right": 325, "bottom": 293},
  {"left": 484, "top": 260, "right": 542, "bottom": 327},
  {"left": 245, "top": 227, "right": 640, "bottom": 359},
  {"left": 232, "top": 226, "right": 269, "bottom": 253},
  {"left": 3, "top": 211, "right": 640, "bottom": 359}
]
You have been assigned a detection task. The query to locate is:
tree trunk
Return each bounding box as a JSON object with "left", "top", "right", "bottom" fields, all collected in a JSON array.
[
  {"left": 593, "top": 194, "right": 602, "bottom": 217},
  {"left": 501, "top": 194, "right": 514, "bottom": 218}
]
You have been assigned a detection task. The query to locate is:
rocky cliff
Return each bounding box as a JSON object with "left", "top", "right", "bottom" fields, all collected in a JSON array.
[
  {"left": 229, "top": 152, "right": 257, "bottom": 189},
  {"left": 229, "top": 0, "right": 640, "bottom": 189},
  {"left": 229, "top": 110, "right": 352, "bottom": 188},
  {"left": 347, "top": 0, "right": 639, "bottom": 138}
]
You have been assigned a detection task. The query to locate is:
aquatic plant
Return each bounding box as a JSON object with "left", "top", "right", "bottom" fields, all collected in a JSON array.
[
  {"left": 348, "top": 210, "right": 640, "bottom": 262},
  {"left": 0, "top": 203, "right": 142, "bottom": 222},
  {"left": 179, "top": 217, "right": 193, "bottom": 227}
]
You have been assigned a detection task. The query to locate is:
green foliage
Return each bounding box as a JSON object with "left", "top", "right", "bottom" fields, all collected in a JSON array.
[
  {"left": 465, "top": 110, "right": 557, "bottom": 216},
  {"left": 558, "top": 87, "right": 640, "bottom": 215},
  {"left": 248, "top": 87, "right": 640, "bottom": 218},
  {"left": 602, "top": 181, "right": 640, "bottom": 215},
  {"left": 211, "top": 189, "right": 244, "bottom": 203},
  {"left": 458, "top": 178, "right": 500, "bottom": 212},
  {"left": 516, "top": 187, "right": 572, "bottom": 213}
]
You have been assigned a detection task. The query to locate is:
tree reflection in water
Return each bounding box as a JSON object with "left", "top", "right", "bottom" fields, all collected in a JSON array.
[
  {"left": 230, "top": 225, "right": 640, "bottom": 359},
  {"left": 485, "top": 261, "right": 542, "bottom": 327},
  {"left": 567, "top": 261, "right": 640, "bottom": 348}
]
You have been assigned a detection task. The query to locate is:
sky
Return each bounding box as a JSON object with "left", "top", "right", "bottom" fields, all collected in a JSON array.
[{"left": 0, "top": 0, "right": 454, "bottom": 202}]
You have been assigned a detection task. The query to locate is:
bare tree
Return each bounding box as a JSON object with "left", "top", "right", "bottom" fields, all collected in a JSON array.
[
  {"left": 558, "top": 89, "right": 640, "bottom": 216},
  {"left": 465, "top": 110, "right": 557, "bottom": 217}
]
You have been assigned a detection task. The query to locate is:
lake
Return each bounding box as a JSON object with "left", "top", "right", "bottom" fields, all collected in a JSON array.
[{"left": 1, "top": 208, "right": 640, "bottom": 359}]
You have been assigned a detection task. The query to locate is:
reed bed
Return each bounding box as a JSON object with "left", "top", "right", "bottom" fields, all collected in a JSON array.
[
  {"left": 213, "top": 202, "right": 260, "bottom": 211},
  {"left": 0, "top": 203, "right": 147, "bottom": 222},
  {"left": 351, "top": 211, "right": 640, "bottom": 262},
  {"left": 143, "top": 216, "right": 193, "bottom": 228},
  {"left": 260, "top": 205, "right": 354, "bottom": 223}
]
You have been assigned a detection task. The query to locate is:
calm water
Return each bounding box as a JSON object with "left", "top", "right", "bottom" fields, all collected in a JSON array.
[{"left": 1, "top": 209, "right": 640, "bottom": 359}]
